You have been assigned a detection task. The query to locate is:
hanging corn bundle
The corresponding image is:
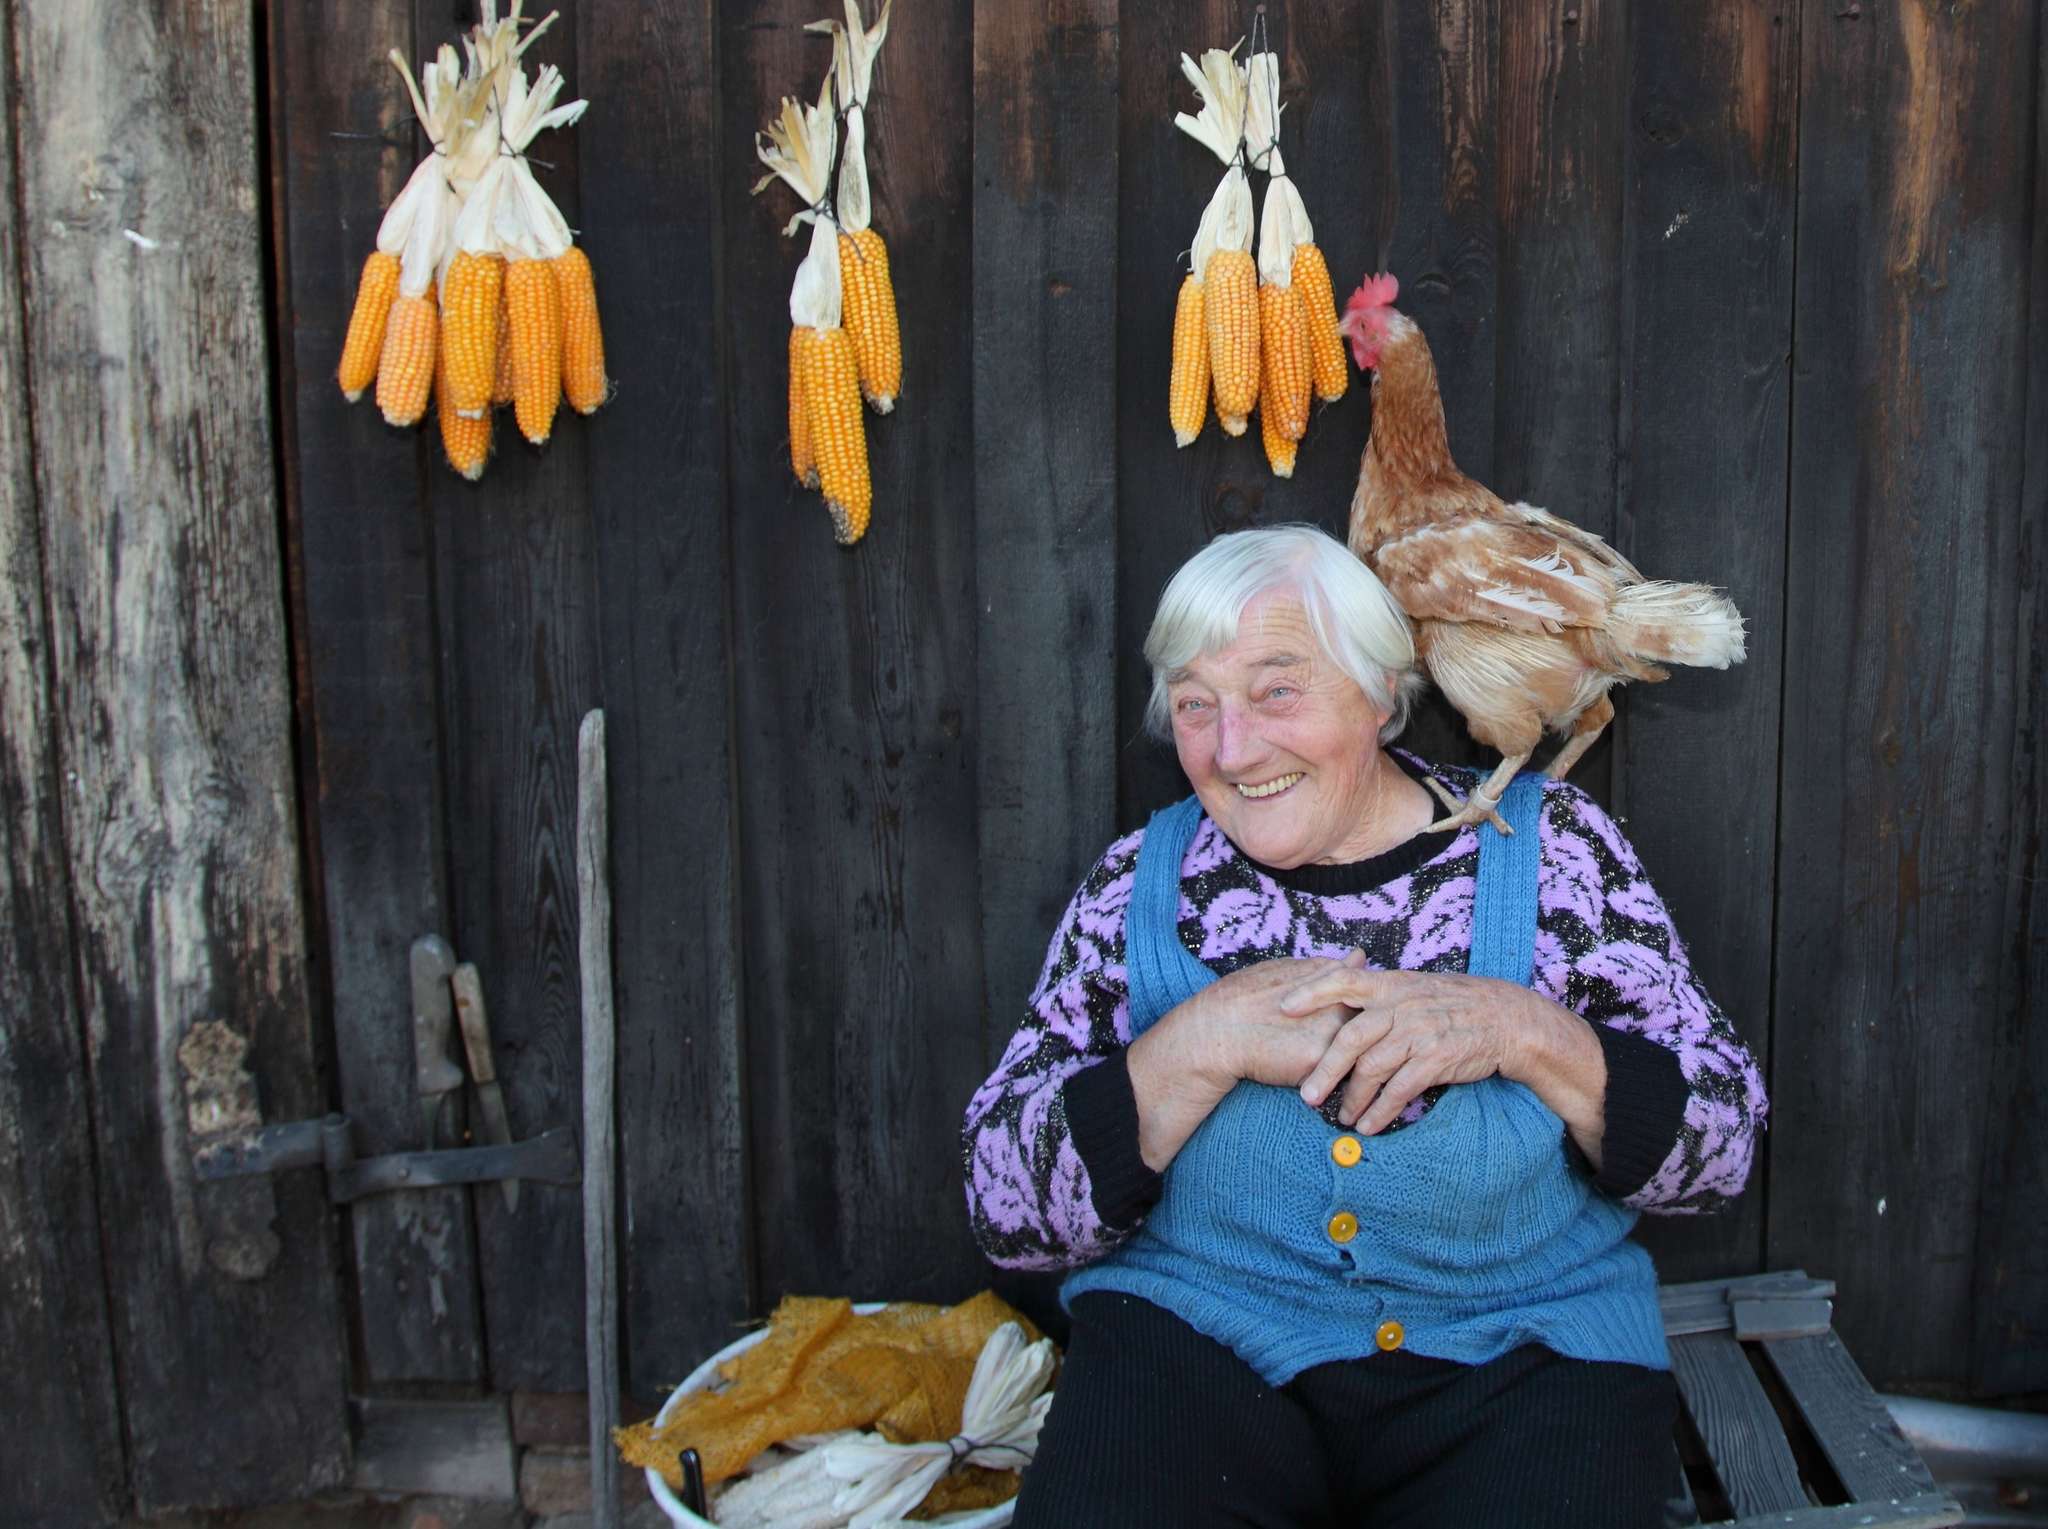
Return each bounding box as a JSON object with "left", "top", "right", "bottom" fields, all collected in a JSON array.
[
  {"left": 1171, "top": 47, "right": 1257, "bottom": 442},
  {"left": 757, "top": 79, "right": 872, "bottom": 546},
  {"left": 337, "top": 1, "right": 608, "bottom": 480},
  {"left": 1245, "top": 51, "right": 1347, "bottom": 429},
  {"left": 810, "top": 0, "right": 900, "bottom": 414}
]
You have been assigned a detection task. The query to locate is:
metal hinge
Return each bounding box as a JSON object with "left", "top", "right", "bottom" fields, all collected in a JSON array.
[{"left": 193, "top": 1113, "right": 579, "bottom": 1204}]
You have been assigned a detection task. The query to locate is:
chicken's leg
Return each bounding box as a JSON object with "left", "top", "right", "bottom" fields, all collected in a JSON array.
[
  {"left": 1423, "top": 750, "right": 1532, "bottom": 836},
  {"left": 1544, "top": 694, "right": 1616, "bottom": 783}
]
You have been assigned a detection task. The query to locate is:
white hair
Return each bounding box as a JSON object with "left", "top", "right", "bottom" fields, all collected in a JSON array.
[{"left": 1143, "top": 524, "right": 1424, "bottom": 743}]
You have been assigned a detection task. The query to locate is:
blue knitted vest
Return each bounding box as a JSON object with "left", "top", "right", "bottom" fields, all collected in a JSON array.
[{"left": 1061, "top": 777, "right": 1669, "bottom": 1384}]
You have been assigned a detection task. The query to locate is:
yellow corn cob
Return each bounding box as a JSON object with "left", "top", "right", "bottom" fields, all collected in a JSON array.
[
  {"left": 440, "top": 250, "right": 503, "bottom": 419},
  {"left": 437, "top": 343, "right": 492, "bottom": 481},
  {"left": 1169, "top": 274, "right": 1209, "bottom": 448},
  {"left": 1260, "top": 378, "right": 1298, "bottom": 478},
  {"left": 554, "top": 246, "right": 609, "bottom": 415},
  {"left": 491, "top": 281, "right": 515, "bottom": 407},
  {"left": 504, "top": 257, "right": 563, "bottom": 445},
  {"left": 789, "top": 326, "right": 819, "bottom": 489},
  {"left": 339, "top": 250, "right": 401, "bottom": 401},
  {"left": 838, "top": 228, "right": 902, "bottom": 414},
  {"left": 1259, "top": 282, "right": 1312, "bottom": 442},
  {"left": 797, "top": 325, "right": 870, "bottom": 545},
  {"left": 375, "top": 293, "right": 437, "bottom": 428},
  {"left": 1205, "top": 248, "right": 1259, "bottom": 434},
  {"left": 1293, "top": 242, "right": 1350, "bottom": 402}
]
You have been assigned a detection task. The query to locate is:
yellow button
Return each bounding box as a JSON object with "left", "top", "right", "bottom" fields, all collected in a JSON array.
[
  {"left": 1376, "top": 1320, "right": 1405, "bottom": 1352},
  {"left": 1330, "top": 1135, "right": 1362, "bottom": 1167},
  {"left": 1327, "top": 1211, "right": 1359, "bottom": 1244}
]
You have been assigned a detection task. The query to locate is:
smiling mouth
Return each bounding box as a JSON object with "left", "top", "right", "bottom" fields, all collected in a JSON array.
[{"left": 1234, "top": 773, "right": 1303, "bottom": 799}]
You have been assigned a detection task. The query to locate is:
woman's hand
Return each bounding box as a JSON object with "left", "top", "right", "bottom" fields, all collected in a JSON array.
[
  {"left": 1278, "top": 963, "right": 1609, "bottom": 1163},
  {"left": 1126, "top": 951, "right": 1367, "bottom": 1171}
]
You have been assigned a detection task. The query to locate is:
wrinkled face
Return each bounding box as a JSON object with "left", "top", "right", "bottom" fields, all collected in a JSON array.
[{"left": 1166, "top": 590, "right": 1393, "bottom": 869}]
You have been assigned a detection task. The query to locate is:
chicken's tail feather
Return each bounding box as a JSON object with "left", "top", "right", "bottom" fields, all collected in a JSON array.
[{"left": 1608, "top": 581, "right": 1747, "bottom": 669}]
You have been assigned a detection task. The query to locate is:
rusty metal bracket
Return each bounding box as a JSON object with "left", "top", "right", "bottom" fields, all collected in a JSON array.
[{"left": 193, "top": 1113, "right": 579, "bottom": 1204}]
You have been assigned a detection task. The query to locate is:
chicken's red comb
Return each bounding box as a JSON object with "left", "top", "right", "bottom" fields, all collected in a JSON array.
[{"left": 1343, "top": 272, "right": 1400, "bottom": 317}]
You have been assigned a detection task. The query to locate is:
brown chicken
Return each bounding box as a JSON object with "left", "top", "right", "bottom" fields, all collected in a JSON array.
[{"left": 1339, "top": 274, "right": 1746, "bottom": 834}]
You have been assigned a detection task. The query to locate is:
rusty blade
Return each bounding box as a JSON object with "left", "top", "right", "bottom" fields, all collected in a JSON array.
[{"left": 451, "top": 961, "right": 519, "bottom": 1213}]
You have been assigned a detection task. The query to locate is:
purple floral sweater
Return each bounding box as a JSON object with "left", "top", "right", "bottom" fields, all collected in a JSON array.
[{"left": 962, "top": 754, "right": 1769, "bottom": 1273}]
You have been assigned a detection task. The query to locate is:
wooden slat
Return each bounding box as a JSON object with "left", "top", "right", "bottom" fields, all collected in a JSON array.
[
  {"left": 572, "top": 0, "right": 751, "bottom": 1398},
  {"left": 1670, "top": 1332, "right": 1810, "bottom": 1518},
  {"left": 1720, "top": 1499, "right": 1959, "bottom": 1529},
  {"left": 971, "top": 3, "right": 1118, "bottom": 1089},
  {"left": 0, "top": 0, "right": 126, "bottom": 1515},
  {"left": 1970, "top": 5, "right": 2048, "bottom": 1400},
  {"left": 1770, "top": 0, "right": 2038, "bottom": 1385},
  {"left": 11, "top": 0, "right": 347, "bottom": 1508},
  {"left": 267, "top": 0, "right": 484, "bottom": 1386},
  {"left": 348, "top": 1396, "right": 517, "bottom": 1501},
  {"left": 724, "top": 0, "right": 989, "bottom": 1307},
  {"left": 1762, "top": 1331, "right": 1940, "bottom": 1503},
  {"left": 1491, "top": 0, "right": 1627, "bottom": 805},
  {"left": 421, "top": 1, "right": 600, "bottom": 1393},
  {"left": 1613, "top": 0, "right": 1797, "bottom": 1289}
]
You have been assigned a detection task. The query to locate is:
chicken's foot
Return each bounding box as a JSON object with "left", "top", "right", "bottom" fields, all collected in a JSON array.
[{"left": 1422, "top": 751, "right": 1531, "bottom": 836}]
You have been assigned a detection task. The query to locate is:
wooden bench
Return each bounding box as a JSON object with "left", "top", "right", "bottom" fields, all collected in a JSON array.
[{"left": 1660, "top": 1272, "right": 1963, "bottom": 1528}]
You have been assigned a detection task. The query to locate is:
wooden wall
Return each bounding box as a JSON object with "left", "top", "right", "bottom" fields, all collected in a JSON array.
[
  {"left": 1, "top": 0, "right": 2043, "bottom": 1517},
  {"left": 266, "top": 0, "right": 2044, "bottom": 1400}
]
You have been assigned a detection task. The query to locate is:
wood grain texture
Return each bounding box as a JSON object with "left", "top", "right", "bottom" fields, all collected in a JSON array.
[
  {"left": 11, "top": 0, "right": 347, "bottom": 1507},
  {"left": 1762, "top": 1331, "right": 1939, "bottom": 1502},
  {"left": 1969, "top": 5, "right": 2048, "bottom": 1400},
  {"left": 1770, "top": 0, "right": 2038, "bottom": 1385},
  {"left": 577, "top": 711, "right": 619, "bottom": 1529},
  {"left": 724, "top": 0, "right": 989, "bottom": 1306},
  {"left": 573, "top": 0, "right": 752, "bottom": 1399},
  {"left": 1616, "top": 0, "right": 1797, "bottom": 1287},
  {"left": 268, "top": 0, "right": 484, "bottom": 1387},
  {"left": 0, "top": 1, "right": 126, "bottom": 1517},
  {"left": 1669, "top": 1332, "right": 1809, "bottom": 1517},
  {"left": 972, "top": 0, "right": 1118, "bottom": 1076},
  {"left": 422, "top": 0, "right": 599, "bottom": 1394},
  {"left": 1492, "top": 0, "right": 1626, "bottom": 804}
]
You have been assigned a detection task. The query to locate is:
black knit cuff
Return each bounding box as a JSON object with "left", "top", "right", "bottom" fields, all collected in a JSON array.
[
  {"left": 1590, "top": 1023, "right": 1691, "bottom": 1200},
  {"left": 1062, "top": 1055, "right": 1164, "bottom": 1232}
]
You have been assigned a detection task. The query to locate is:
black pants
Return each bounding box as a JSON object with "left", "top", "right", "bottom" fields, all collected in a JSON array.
[{"left": 1013, "top": 1292, "right": 1680, "bottom": 1529}]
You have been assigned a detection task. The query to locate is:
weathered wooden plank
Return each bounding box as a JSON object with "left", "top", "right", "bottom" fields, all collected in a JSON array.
[
  {"left": 1719, "top": 1499, "right": 1960, "bottom": 1529},
  {"left": 572, "top": 0, "right": 751, "bottom": 1398},
  {"left": 1616, "top": 0, "right": 1797, "bottom": 1286},
  {"left": 421, "top": 0, "right": 598, "bottom": 1393},
  {"left": 1762, "top": 1331, "right": 1939, "bottom": 1503},
  {"left": 11, "top": 0, "right": 348, "bottom": 1507},
  {"left": 723, "top": 0, "right": 987, "bottom": 1306},
  {"left": 268, "top": 0, "right": 485, "bottom": 1386},
  {"left": 0, "top": 0, "right": 126, "bottom": 1517},
  {"left": 577, "top": 711, "right": 619, "bottom": 1529},
  {"left": 1492, "top": 0, "right": 1626, "bottom": 806},
  {"left": 1670, "top": 1332, "right": 1810, "bottom": 1518},
  {"left": 1970, "top": 4, "right": 2048, "bottom": 1400},
  {"left": 1770, "top": 0, "right": 2038, "bottom": 1387},
  {"left": 349, "top": 1396, "right": 517, "bottom": 1501},
  {"left": 971, "top": 2, "right": 1118, "bottom": 1080}
]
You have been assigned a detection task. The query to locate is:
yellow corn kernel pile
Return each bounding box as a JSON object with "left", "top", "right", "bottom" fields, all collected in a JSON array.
[
  {"left": 1259, "top": 282, "right": 1311, "bottom": 443},
  {"left": 437, "top": 343, "right": 493, "bottom": 481},
  {"left": 340, "top": 251, "right": 400, "bottom": 402},
  {"left": 376, "top": 294, "right": 438, "bottom": 428},
  {"left": 788, "top": 326, "right": 818, "bottom": 489},
  {"left": 555, "top": 247, "right": 609, "bottom": 415},
  {"left": 505, "top": 257, "right": 563, "bottom": 446},
  {"left": 440, "top": 250, "right": 503, "bottom": 419}
]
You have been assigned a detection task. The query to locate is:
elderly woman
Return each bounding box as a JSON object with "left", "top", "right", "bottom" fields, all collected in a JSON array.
[{"left": 962, "top": 525, "right": 1766, "bottom": 1528}]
